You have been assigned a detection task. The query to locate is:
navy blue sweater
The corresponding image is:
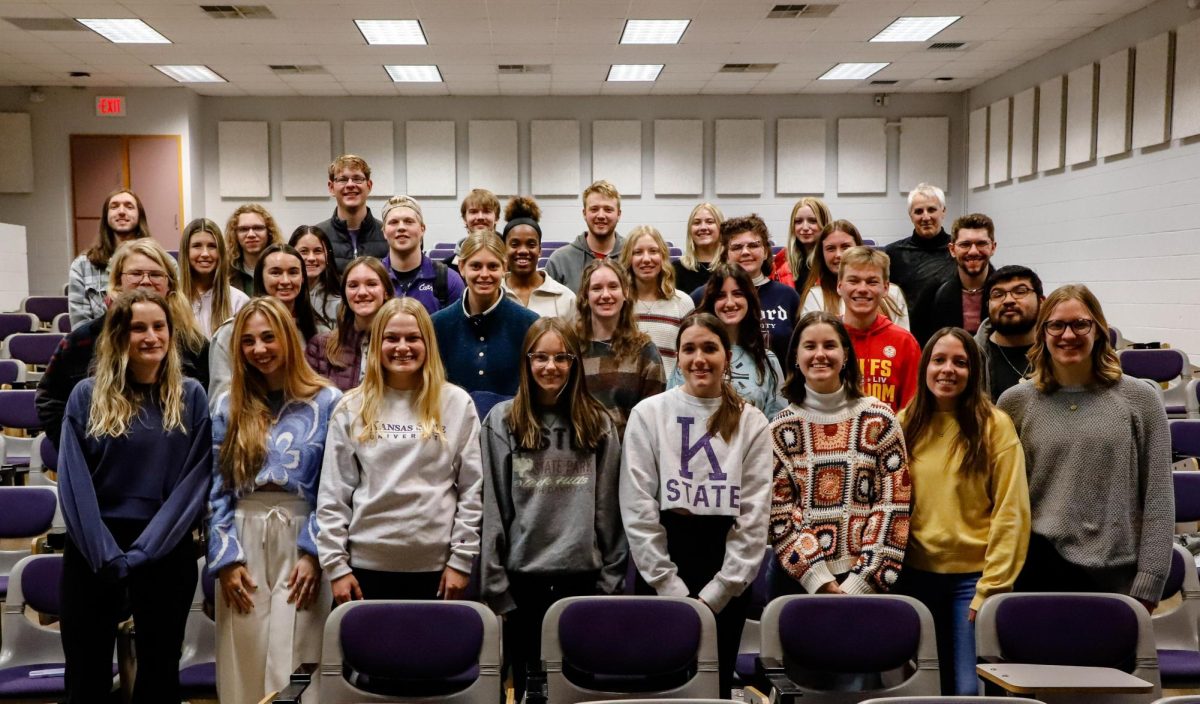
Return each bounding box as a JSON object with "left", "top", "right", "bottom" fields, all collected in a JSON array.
[
  {"left": 58, "top": 378, "right": 212, "bottom": 578},
  {"left": 432, "top": 294, "right": 539, "bottom": 403},
  {"left": 692, "top": 280, "right": 800, "bottom": 363}
]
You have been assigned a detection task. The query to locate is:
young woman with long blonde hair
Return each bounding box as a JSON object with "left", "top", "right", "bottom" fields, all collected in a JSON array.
[
  {"left": 771, "top": 197, "right": 830, "bottom": 291},
  {"left": 621, "top": 225, "right": 694, "bottom": 376},
  {"left": 181, "top": 217, "right": 250, "bottom": 336},
  {"left": 673, "top": 202, "right": 725, "bottom": 295},
  {"left": 305, "top": 256, "right": 395, "bottom": 391}
]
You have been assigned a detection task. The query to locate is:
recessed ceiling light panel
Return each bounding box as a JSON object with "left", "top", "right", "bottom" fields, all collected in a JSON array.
[
  {"left": 77, "top": 18, "right": 170, "bottom": 43},
  {"left": 154, "top": 65, "right": 225, "bottom": 83},
  {"left": 384, "top": 64, "right": 442, "bottom": 82},
  {"left": 620, "top": 19, "right": 690, "bottom": 44},
  {"left": 818, "top": 62, "right": 889, "bottom": 80},
  {"left": 870, "top": 16, "right": 960, "bottom": 42},
  {"left": 356, "top": 19, "right": 427, "bottom": 45},
  {"left": 607, "top": 64, "right": 664, "bottom": 82}
]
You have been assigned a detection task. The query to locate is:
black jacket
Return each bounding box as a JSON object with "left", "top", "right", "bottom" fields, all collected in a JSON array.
[
  {"left": 930, "top": 265, "right": 995, "bottom": 333},
  {"left": 883, "top": 229, "right": 956, "bottom": 347},
  {"left": 317, "top": 207, "right": 389, "bottom": 277}
]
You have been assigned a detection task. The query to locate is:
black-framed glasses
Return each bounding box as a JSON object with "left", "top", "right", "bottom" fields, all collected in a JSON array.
[
  {"left": 528, "top": 352, "right": 575, "bottom": 366},
  {"left": 1044, "top": 319, "right": 1094, "bottom": 336},
  {"left": 989, "top": 285, "right": 1035, "bottom": 301}
]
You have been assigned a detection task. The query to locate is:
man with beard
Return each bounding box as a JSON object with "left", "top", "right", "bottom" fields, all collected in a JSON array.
[
  {"left": 545, "top": 179, "right": 624, "bottom": 292},
  {"left": 885, "top": 183, "right": 957, "bottom": 347},
  {"left": 975, "top": 265, "right": 1045, "bottom": 399},
  {"left": 67, "top": 189, "right": 153, "bottom": 328},
  {"left": 317, "top": 154, "right": 388, "bottom": 276},
  {"left": 931, "top": 213, "right": 996, "bottom": 334}
]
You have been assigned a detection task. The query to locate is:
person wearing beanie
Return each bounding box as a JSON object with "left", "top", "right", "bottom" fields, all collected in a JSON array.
[{"left": 380, "top": 194, "right": 465, "bottom": 315}]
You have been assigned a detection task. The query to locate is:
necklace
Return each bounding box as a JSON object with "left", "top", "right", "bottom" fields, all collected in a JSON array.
[{"left": 995, "top": 343, "right": 1030, "bottom": 380}]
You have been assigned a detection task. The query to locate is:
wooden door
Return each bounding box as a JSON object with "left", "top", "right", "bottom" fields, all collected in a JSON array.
[
  {"left": 70, "top": 135, "right": 125, "bottom": 255},
  {"left": 129, "top": 136, "right": 183, "bottom": 251}
]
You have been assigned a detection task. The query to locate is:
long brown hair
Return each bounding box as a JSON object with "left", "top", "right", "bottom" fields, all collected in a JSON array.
[
  {"left": 253, "top": 243, "right": 321, "bottom": 341},
  {"left": 219, "top": 297, "right": 329, "bottom": 491},
  {"left": 781, "top": 311, "right": 864, "bottom": 405},
  {"left": 806, "top": 220, "right": 902, "bottom": 321},
  {"left": 1027, "top": 284, "right": 1122, "bottom": 393},
  {"left": 508, "top": 318, "right": 611, "bottom": 451},
  {"left": 901, "top": 327, "right": 994, "bottom": 475},
  {"left": 85, "top": 189, "right": 151, "bottom": 268},
  {"left": 180, "top": 218, "right": 236, "bottom": 336},
  {"left": 676, "top": 312, "right": 743, "bottom": 442},
  {"left": 323, "top": 257, "right": 395, "bottom": 369},
  {"left": 575, "top": 259, "right": 651, "bottom": 364},
  {"left": 697, "top": 263, "right": 771, "bottom": 386}
]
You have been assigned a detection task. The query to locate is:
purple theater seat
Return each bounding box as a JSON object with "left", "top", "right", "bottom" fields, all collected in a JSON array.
[
  {"left": 0, "top": 389, "right": 40, "bottom": 429},
  {"left": 0, "top": 313, "right": 36, "bottom": 341},
  {"left": 179, "top": 661, "right": 217, "bottom": 695},
  {"left": 1159, "top": 649, "right": 1200, "bottom": 681},
  {"left": 0, "top": 487, "right": 57, "bottom": 538},
  {"left": 1175, "top": 472, "right": 1200, "bottom": 523},
  {"left": 5, "top": 333, "right": 65, "bottom": 368},
  {"left": 1164, "top": 547, "right": 1187, "bottom": 600},
  {"left": 1121, "top": 349, "right": 1184, "bottom": 382},
  {"left": 21, "top": 297, "right": 68, "bottom": 326},
  {"left": 778, "top": 596, "right": 921, "bottom": 673},
  {"left": 21, "top": 555, "right": 63, "bottom": 617},
  {"left": 1173, "top": 421, "right": 1200, "bottom": 459},
  {"left": 995, "top": 595, "right": 1139, "bottom": 670},
  {"left": 38, "top": 434, "right": 57, "bottom": 472},
  {"left": 0, "top": 359, "right": 22, "bottom": 386}
]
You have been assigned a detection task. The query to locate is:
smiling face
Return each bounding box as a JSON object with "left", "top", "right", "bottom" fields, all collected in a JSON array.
[
  {"left": 328, "top": 167, "right": 372, "bottom": 211},
  {"left": 796, "top": 322, "right": 846, "bottom": 393},
  {"left": 727, "top": 231, "right": 767, "bottom": 277},
  {"left": 262, "top": 251, "right": 304, "bottom": 306},
  {"left": 528, "top": 330, "right": 572, "bottom": 401},
  {"left": 462, "top": 248, "right": 505, "bottom": 301},
  {"left": 821, "top": 230, "right": 857, "bottom": 274},
  {"left": 119, "top": 252, "right": 170, "bottom": 297},
  {"left": 793, "top": 205, "right": 821, "bottom": 247},
  {"left": 294, "top": 233, "right": 328, "bottom": 282},
  {"left": 127, "top": 300, "right": 170, "bottom": 374},
  {"left": 188, "top": 230, "right": 220, "bottom": 278},
  {"left": 464, "top": 205, "right": 497, "bottom": 233},
  {"left": 909, "top": 192, "right": 946, "bottom": 239},
  {"left": 236, "top": 213, "right": 269, "bottom": 256},
  {"left": 384, "top": 206, "right": 425, "bottom": 259},
  {"left": 690, "top": 208, "right": 720, "bottom": 251},
  {"left": 505, "top": 224, "right": 541, "bottom": 277},
  {"left": 926, "top": 334, "right": 970, "bottom": 410},
  {"left": 583, "top": 193, "right": 620, "bottom": 238},
  {"left": 344, "top": 263, "right": 388, "bottom": 324},
  {"left": 837, "top": 264, "right": 887, "bottom": 320},
  {"left": 381, "top": 312, "right": 426, "bottom": 387},
  {"left": 107, "top": 192, "right": 140, "bottom": 237},
  {"left": 713, "top": 277, "right": 749, "bottom": 329},
  {"left": 239, "top": 311, "right": 285, "bottom": 387},
  {"left": 586, "top": 266, "right": 625, "bottom": 324},
  {"left": 988, "top": 277, "right": 1041, "bottom": 336},
  {"left": 678, "top": 324, "right": 729, "bottom": 399},
  {"left": 1044, "top": 298, "right": 1096, "bottom": 371},
  {"left": 629, "top": 234, "right": 664, "bottom": 286},
  {"left": 951, "top": 227, "right": 995, "bottom": 279}
]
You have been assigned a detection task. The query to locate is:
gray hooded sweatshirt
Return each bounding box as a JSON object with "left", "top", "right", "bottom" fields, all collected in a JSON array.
[{"left": 544, "top": 231, "right": 624, "bottom": 293}]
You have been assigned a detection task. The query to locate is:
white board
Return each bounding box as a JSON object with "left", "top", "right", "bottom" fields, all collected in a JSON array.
[
  {"left": 530, "top": 120, "right": 580, "bottom": 196},
  {"left": 343, "top": 121, "right": 395, "bottom": 194},
  {"left": 218, "top": 121, "right": 269, "bottom": 198},
  {"left": 1038, "top": 76, "right": 1065, "bottom": 171},
  {"left": 405, "top": 121, "right": 456, "bottom": 197},
  {"left": 715, "top": 119, "right": 763, "bottom": 195},
  {"left": 1133, "top": 32, "right": 1171, "bottom": 149},
  {"left": 968, "top": 106, "right": 988, "bottom": 188},
  {"left": 776, "top": 118, "right": 825, "bottom": 194},
  {"left": 1174, "top": 16, "right": 1200, "bottom": 139},
  {"left": 1096, "top": 49, "right": 1131, "bottom": 158},
  {"left": 1011, "top": 87, "right": 1037, "bottom": 177},
  {"left": 0, "top": 223, "right": 29, "bottom": 311},
  {"left": 988, "top": 98, "right": 1011, "bottom": 184},
  {"left": 281, "top": 121, "right": 331, "bottom": 197},
  {"left": 468, "top": 120, "right": 518, "bottom": 197},
  {"left": 653, "top": 119, "right": 703, "bottom": 195},
  {"left": 0, "top": 113, "right": 33, "bottom": 194},
  {"left": 898, "top": 117, "right": 949, "bottom": 194},
  {"left": 1065, "top": 63, "right": 1096, "bottom": 165},
  {"left": 837, "top": 118, "right": 886, "bottom": 194},
  {"left": 592, "top": 120, "right": 642, "bottom": 196}
]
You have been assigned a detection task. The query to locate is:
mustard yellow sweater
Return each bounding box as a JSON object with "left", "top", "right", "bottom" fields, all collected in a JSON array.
[{"left": 899, "top": 408, "right": 1031, "bottom": 611}]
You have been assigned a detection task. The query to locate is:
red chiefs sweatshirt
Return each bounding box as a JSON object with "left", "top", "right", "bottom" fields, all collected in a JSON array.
[{"left": 844, "top": 314, "right": 922, "bottom": 413}]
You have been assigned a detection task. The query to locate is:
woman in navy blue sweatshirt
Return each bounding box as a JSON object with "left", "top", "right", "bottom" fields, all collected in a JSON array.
[{"left": 57, "top": 289, "right": 213, "bottom": 704}]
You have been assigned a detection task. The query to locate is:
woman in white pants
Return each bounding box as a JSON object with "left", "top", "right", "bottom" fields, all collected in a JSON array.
[{"left": 207, "top": 297, "right": 341, "bottom": 704}]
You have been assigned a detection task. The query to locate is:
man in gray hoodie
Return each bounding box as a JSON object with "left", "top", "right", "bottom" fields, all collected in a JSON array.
[{"left": 545, "top": 179, "right": 624, "bottom": 292}]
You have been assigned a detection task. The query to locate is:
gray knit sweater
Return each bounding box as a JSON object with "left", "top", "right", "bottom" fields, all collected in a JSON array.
[{"left": 997, "top": 375, "right": 1173, "bottom": 602}]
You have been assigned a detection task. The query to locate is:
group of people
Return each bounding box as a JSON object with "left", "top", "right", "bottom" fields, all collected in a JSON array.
[{"left": 39, "top": 153, "right": 1172, "bottom": 703}]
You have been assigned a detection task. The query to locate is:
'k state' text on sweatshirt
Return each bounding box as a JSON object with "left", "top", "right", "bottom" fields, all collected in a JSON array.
[
  {"left": 316, "top": 384, "right": 483, "bottom": 579},
  {"left": 619, "top": 387, "right": 771, "bottom": 611}
]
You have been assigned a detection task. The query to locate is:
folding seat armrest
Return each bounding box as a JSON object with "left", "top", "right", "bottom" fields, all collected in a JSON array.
[
  {"left": 757, "top": 656, "right": 802, "bottom": 704},
  {"left": 270, "top": 663, "right": 316, "bottom": 703}
]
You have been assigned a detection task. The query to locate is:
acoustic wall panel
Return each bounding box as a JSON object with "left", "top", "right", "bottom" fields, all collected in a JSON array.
[
  {"left": 1038, "top": 76, "right": 1065, "bottom": 171},
  {"left": 1011, "top": 87, "right": 1037, "bottom": 178},
  {"left": 1065, "top": 63, "right": 1097, "bottom": 165},
  {"left": 898, "top": 117, "right": 949, "bottom": 193},
  {"left": 592, "top": 120, "right": 641, "bottom": 196},
  {"left": 836, "top": 118, "right": 886, "bottom": 194},
  {"left": 530, "top": 120, "right": 580, "bottom": 196},
  {"left": 653, "top": 119, "right": 703, "bottom": 195},
  {"left": 218, "top": 121, "right": 269, "bottom": 198},
  {"left": 0, "top": 113, "right": 33, "bottom": 193},
  {"left": 281, "top": 121, "right": 331, "bottom": 197},
  {"left": 343, "top": 121, "right": 395, "bottom": 194},
  {"left": 468, "top": 120, "right": 518, "bottom": 196},
  {"left": 715, "top": 119, "right": 763, "bottom": 195},
  {"left": 988, "top": 98, "right": 1011, "bottom": 184},
  {"left": 1132, "top": 32, "right": 1171, "bottom": 149},
  {"left": 968, "top": 106, "right": 988, "bottom": 189},
  {"left": 776, "top": 118, "right": 825, "bottom": 194},
  {"left": 405, "top": 121, "right": 456, "bottom": 197},
  {"left": 1175, "top": 16, "right": 1200, "bottom": 139},
  {"left": 1096, "top": 49, "right": 1131, "bottom": 157}
]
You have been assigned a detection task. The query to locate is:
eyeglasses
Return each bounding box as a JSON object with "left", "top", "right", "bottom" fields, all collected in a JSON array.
[
  {"left": 989, "top": 285, "right": 1035, "bottom": 301},
  {"left": 727, "top": 242, "right": 764, "bottom": 254},
  {"left": 1044, "top": 319, "right": 1095, "bottom": 336},
  {"left": 333, "top": 176, "right": 368, "bottom": 185},
  {"left": 953, "top": 240, "right": 993, "bottom": 252},
  {"left": 236, "top": 224, "right": 267, "bottom": 235},
  {"left": 122, "top": 270, "right": 167, "bottom": 283},
  {"left": 528, "top": 352, "right": 575, "bottom": 366}
]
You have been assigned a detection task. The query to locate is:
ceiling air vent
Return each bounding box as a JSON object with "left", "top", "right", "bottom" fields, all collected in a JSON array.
[
  {"left": 767, "top": 4, "right": 837, "bottom": 19},
  {"left": 498, "top": 64, "right": 551, "bottom": 74},
  {"left": 4, "top": 17, "right": 88, "bottom": 31},
  {"left": 270, "top": 65, "right": 327, "bottom": 75},
  {"left": 870, "top": 79, "right": 898, "bottom": 85},
  {"left": 720, "top": 63, "right": 779, "bottom": 73},
  {"left": 200, "top": 5, "right": 275, "bottom": 19},
  {"left": 928, "top": 41, "right": 967, "bottom": 51}
]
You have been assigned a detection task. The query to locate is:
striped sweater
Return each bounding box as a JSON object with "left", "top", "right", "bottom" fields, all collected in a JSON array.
[{"left": 633, "top": 291, "right": 695, "bottom": 377}]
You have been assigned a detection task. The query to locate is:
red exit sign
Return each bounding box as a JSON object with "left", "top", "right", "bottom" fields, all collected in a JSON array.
[{"left": 96, "top": 96, "right": 126, "bottom": 117}]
